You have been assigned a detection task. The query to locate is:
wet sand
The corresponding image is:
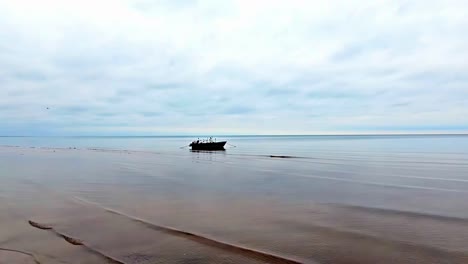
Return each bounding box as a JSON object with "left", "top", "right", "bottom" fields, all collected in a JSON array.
[{"left": 1, "top": 145, "right": 468, "bottom": 263}]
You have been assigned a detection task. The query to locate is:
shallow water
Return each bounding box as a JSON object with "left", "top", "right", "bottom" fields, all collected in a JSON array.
[{"left": 1, "top": 135, "right": 468, "bottom": 263}]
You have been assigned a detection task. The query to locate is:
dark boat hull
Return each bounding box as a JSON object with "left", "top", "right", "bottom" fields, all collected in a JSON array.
[{"left": 190, "top": 141, "right": 227, "bottom": 151}]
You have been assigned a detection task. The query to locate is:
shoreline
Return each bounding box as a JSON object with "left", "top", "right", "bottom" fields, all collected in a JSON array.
[{"left": 1, "top": 142, "right": 468, "bottom": 263}]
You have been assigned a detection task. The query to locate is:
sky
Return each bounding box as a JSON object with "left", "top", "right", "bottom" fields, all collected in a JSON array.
[{"left": 1, "top": 0, "right": 467, "bottom": 135}]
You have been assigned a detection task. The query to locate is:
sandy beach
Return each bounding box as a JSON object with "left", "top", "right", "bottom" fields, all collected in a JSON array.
[{"left": 1, "top": 143, "right": 468, "bottom": 263}]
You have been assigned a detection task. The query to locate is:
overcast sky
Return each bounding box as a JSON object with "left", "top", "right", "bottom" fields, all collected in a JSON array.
[{"left": 1, "top": 0, "right": 467, "bottom": 135}]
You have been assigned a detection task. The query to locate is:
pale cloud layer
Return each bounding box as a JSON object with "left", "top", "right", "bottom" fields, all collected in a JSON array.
[{"left": 1, "top": 0, "right": 467, "bottom": 135}]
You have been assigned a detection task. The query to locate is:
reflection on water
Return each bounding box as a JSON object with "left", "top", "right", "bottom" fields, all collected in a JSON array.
[{"left": 1, "top": 135, "right": 468, "bottom": 263}]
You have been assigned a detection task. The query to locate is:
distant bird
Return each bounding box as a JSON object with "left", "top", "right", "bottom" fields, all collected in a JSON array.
[{"left": 46, "top": 107, "right": 49, "bottom": 110}]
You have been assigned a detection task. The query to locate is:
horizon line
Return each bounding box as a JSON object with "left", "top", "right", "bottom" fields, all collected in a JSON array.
[{"left": 1, "top": 133, "right": 468, "bottom": 138}]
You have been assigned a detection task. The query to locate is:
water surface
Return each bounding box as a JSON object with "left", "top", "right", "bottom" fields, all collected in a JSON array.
[{"left": 1, "top": 135, "right": 468, "bottom": 263}]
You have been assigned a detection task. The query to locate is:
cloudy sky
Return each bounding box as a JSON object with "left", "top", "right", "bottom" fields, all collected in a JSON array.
[{"left": 1, "top": 0, "right": 467, "bottom": 135}]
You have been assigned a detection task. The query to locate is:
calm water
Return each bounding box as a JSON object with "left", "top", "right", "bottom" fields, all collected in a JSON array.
[
  {"left": 2, "top": 134, "right": 468, "bottom": 155},
  {"left": 1, "top": 135, "right": 468, "bottom": 263}
]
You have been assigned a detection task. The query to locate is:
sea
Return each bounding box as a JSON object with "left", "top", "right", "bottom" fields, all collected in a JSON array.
[{"left": 1, "top": 135, "right": 468, "bottom": 263}]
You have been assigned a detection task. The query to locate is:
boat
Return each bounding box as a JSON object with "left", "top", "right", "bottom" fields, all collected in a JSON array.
[{"left": 189, "top": 137, "right": 227, "bottom": 151}]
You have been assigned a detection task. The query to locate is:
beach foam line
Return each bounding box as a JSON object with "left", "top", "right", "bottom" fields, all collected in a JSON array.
[
  {"left": 289, "top": 172, "right": 466, "bottom": 193},
  {"left": 71, "top": 196, "right": 313, "bottom": 264},
  {"left": 28, "top": 220, "right": 125, "bottom": 264},
  {"left": 295, "top": 167, "right": 468, "bottom": 184},
  {"left": 328, "top": 204, "right": 468, "bottom": 224},
  {"left": 216, "top": 159, "right": 468, "bottom": 185}
]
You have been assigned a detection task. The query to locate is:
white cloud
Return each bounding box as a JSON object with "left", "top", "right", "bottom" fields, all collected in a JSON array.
[{"left": 1, "top": 0, "right": 468, "bottom": 135}]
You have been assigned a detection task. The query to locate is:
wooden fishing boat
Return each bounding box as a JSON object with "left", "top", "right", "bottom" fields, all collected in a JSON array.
[{"left": 189, "top": 138, "right": 227, "bottom": 151}]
